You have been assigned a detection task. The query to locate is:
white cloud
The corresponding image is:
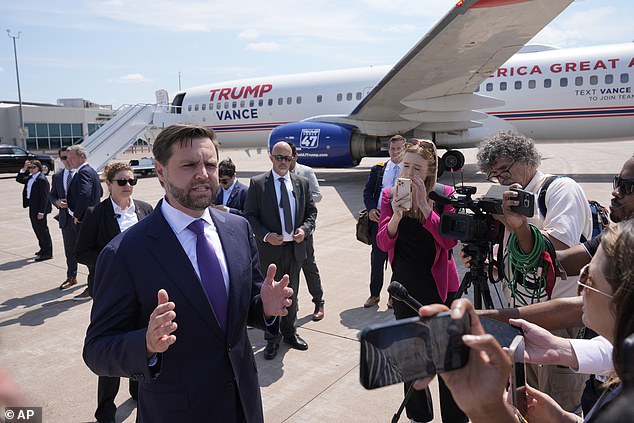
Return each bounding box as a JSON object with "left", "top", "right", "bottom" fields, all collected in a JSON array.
[
  {"left": 382, "top": 24, "right": 418, "bottom": 34},
  {"left": 245, "top": 42, "right": 281, "bottom": 53},
  {"left": 0, "top": 66, "right": 4, "bottom": 73},
  {"left": 111, "top": 73, "right": 154, "bottom": 84},
  {"left": 238, "top": 29, "right": 259, "bottom": 40}
]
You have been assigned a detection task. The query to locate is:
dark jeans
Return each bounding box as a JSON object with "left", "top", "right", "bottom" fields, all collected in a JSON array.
[
  {"left": 369, "top": 221, "right": 388, "bottom": 297},
  {"left": 301, "top": 236, "right": 324, "bottom": 304},
  {"left": 264, "top": 243, "right": 301, "bottom": 342}
]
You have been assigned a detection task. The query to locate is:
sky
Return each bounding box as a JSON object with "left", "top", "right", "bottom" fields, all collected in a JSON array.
[{"left": 0, "top": 0, "right": 632, "bottom": 109}]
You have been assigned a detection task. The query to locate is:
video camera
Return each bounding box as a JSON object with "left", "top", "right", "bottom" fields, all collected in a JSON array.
[{"left": 430, "top": 185, "right": 534, "bottom": 243}]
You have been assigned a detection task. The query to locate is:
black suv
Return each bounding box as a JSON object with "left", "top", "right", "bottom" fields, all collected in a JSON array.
[{"left": 0, "top": 144, "right": 55, "bottom": 175}]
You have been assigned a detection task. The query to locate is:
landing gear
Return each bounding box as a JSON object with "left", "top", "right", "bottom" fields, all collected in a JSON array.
[{"left": 441, "top": 150, "right": 465, "bottom": 172}]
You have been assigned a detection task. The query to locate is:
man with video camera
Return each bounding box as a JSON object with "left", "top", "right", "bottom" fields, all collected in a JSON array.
[{"left": 471, "top": 130, "right": 592, "bottom": 414}]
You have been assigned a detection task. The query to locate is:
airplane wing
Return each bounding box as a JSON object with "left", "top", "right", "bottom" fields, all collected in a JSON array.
[{"left": 325, "top": 0, "right": 574, "bottom": 135}]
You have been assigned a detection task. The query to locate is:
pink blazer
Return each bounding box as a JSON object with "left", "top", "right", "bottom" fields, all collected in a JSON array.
[{"left": 376, "top": 184, "right": 460, "bottom": 302}]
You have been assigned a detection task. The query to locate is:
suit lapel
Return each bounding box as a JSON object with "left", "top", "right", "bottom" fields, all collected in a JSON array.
[
  {"left": 102, "top": 200, "right": 121, "bottom": 238},
  {"left": 145, "top": 207, "right": 224, "bottom": 340},
  {"left": 290, "top": 174, "right": 302, "bottom": 228},
  {"left": 265, "top": 172, "right": 282, "bottom": 232}
]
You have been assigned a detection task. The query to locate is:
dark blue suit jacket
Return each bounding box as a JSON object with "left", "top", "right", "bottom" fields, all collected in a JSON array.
[
  {"left": 16, "top": 171, "right": 52, "bottom": 217},
  {"left": 362, "top": 161, "right": 386, "bottom": 211},
  {"left": 215, "top": 180, "right": 248, "bottom": 215},
  {"left": 67, "top": 163, "right": 103, "bottom": 221},
  {"left": 49, "top": 169, "right": 71, "bottom": 228},
  {"left": 83, "top": 204, "right": 277, "bottom": 423}
]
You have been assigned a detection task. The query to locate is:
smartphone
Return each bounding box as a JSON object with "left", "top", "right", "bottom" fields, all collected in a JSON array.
[
  {"left": 508, "top": 335, "right": 527, "bottom": 417},
  {"left": 359, "top": 311, "right": 470, "bottom": 389},
  {"left": 479, "top": 317, "right": 524, "bottom": 348},
  {"left": 396, "top": 177, "right": 412, "bottom": 210},
  {"left": 510, "top": 188, "right": 534, "bottom": 217}
]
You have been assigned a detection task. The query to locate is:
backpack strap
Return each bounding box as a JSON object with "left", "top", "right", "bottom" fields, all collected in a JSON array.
[{"left": 537, "top": 175, "right": 561, "bottom": 218}]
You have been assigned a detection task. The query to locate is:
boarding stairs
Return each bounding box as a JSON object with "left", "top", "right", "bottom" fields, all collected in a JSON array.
[{"left": 81, "top": 104, "right": 156, "bottom": 173}]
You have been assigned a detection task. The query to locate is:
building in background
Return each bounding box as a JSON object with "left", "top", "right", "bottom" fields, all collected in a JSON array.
[{"left": 0, "top": 99, "right": 114, "bottom": 151}]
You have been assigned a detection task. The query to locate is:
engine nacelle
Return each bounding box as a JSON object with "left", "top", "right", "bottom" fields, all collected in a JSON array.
[{"left": 268, "top": 122, "right": 382, "bottom": 167}]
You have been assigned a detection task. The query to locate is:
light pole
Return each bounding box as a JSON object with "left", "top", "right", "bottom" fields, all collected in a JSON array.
[{"left": 6, "top": 29, "right": 26, "bottom": 149}]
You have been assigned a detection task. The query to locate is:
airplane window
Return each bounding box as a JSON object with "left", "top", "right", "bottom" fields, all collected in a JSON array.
[
  {"left": 240, "top": 100, "right": 245, "bottom": 108},
  {"left": 605, "top": 74, "right": 614, "bottom": 84},
  {"left": 620, "top": 73, "right": 629, "bottom": 83},
  {"left": 317, "top": 95, "right": 323, "bottom": 103},
  {"left": 528, "top": 80, "right": 536, "bottom": 89},
  {"left": 188, "top": 105, "right": 192, "bottom": 112},
  {"left": 486, "top": 83, "right": 493, "bottom": 92},
  {"left": 268, "top": 99, "right": 273, "bottom": 106},
  {"left": 201, "top": 104, "right": 206, "bottom": 111},
  {"left": 544, "top": 79, "right": 552, "bottom": 88},
  {"left": 575, "top": 77, "right": 583, "bottom": 86},
  {"left": 249, "top": 100, "right": 254, "bottom": 107},
  {"left": 560, "top": 78, "right": 568, "bottom": 87},
  {"left": 209, "top": 103, "right": 213, "bottom": 110},
  {"left": 590, "top": 76, "right": 598, "bottom": 85},
  {"left": 278, "top": 98, "right": 283, "bottom": 106},
  {"left": 217, "top": 102, "right": 221, "bottom": 109},
  {"left": 514, "top": 81, "right": 522, "bottom": 90},
  {"left": 356, "top": 92, "right": 362, "bottom": 100},
  {"left": 500, "top": 82, "right": 507, "bottom": 91},
  {"left": 346, "top": 93, "right": 352, "bottom": 101},
  {"left": 337, "top": 93, "right": 343, "bottom": 101},
  {"left": 194, "top": 104, "right": 199, "bottom": 111},
  {"left": 224, "top": 102, "right": 229, "bottom": 109},
  {"left": 287, "top": 97, "right": 292, "bottom": 105},
  {"left": 258, "top": 99, "right": 264, "bottom": 106},
  {"left": 297, "top": 96, "right": 302, "bottom": 104}
]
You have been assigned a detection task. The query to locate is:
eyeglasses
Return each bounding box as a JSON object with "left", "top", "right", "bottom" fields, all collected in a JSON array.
[
  {"left": 27, "top": 165, "right": 37, "bottom": 169},
  {"left": 60, "top": 156, "right": 68, "bottom": 160},
  {"left": 576, "top": 264, "right": 613, "bottom": 298},
  {"left": 273, "top": 155, "right": 293, "bottom": 163},
  {"left": 114, "top": 178, "right": 138, "bottom": 186},
  {"left": 613, "top": 176, "right": 634, "bottom": 195},
  {"left": 486, "top": 160, "right": 516, "bottom": 183}
]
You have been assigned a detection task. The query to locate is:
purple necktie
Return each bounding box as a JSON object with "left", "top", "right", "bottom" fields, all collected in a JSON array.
[{"left": 187, "top": 219, "right": 228, "bottom": 331}]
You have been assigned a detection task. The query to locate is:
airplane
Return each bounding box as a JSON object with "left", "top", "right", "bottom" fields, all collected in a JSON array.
[{"left": 87, "top": 0, "right": 634, "bottom": 174}]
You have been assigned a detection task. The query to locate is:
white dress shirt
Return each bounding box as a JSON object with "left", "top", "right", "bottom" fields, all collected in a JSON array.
[
  {"left": 272, "top": 170, "right": 296, "bottom": 241},
  {"left": 111, "top": 197, "right": 138, "bottom": 233}
]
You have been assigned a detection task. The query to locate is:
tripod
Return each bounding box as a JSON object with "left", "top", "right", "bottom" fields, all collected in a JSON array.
[{"left": 456, "top": 242, "right": 495, "bottom": 310}]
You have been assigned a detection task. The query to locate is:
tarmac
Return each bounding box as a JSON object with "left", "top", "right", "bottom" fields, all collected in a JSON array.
[{"left": 0, "top": 139, "right": 632, "bottom": 423}]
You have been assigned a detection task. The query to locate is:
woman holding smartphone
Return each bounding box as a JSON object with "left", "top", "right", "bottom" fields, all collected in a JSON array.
[{"left": 376, "top": 139, "right": 465, "bottom": 423}]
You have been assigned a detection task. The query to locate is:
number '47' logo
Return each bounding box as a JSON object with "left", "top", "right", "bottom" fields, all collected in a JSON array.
[{"left": 300, "top": 129, "right": 320, "bottom": 149}]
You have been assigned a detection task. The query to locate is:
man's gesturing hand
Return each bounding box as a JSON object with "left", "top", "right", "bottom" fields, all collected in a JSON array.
[
  {"left": 261, "top": 263, "right": 294, "bottom": 318},
  {"left": 146, "top": 289, "right": 177, "bottom": 358}
]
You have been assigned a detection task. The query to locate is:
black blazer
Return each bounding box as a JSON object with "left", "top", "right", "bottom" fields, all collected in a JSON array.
[
  {"left": 214, "top": 180, "right": 248, "bottom": 215},
  {"left": 83, "top": 205, "right": 277, "bottom": 423},
  {"left": 75, "top": 197, "right": 153, "bottom": 270},
  {"left": 244, "top": 171, "right": 317, "bottom": 264},
  {"left": 16, "top": 171, "right": 52, "bottom": 217},
  {"left": 49, "top": 169, "right": 71, "bottom": 228},
  {"left": 67, "top": 163, "right": 103, "bottom": 221}
]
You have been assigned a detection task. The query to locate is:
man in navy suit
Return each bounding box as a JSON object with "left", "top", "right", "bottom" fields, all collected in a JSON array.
[
  {"left": 244, "top": 141, "right": 318, "bottom": 360},
  {"left": 49, "top": 147, "right": 79, "bottom": 289},
  {"left": 66, "top": 144, "right": 103, "bottom": 300},
  {"left": 213, "top": 158, "right": 248, "bottom": 215},
  {"left": 83, "top": 124, "right": 293, "bottom": 423},
  {"left": 16, "top": 160, "right": 53, "bottom": 261}
]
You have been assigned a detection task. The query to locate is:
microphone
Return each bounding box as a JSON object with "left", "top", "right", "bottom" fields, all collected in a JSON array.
[
  {"left": 388, "top": 281, "right": 423, "bottom": 312},
  {"left": 428, "top": 190, "right": 452, "bottom": 205}
]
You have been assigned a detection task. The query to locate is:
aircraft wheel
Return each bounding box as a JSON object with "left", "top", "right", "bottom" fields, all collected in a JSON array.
[{"left": 441, "top": 150, "right": 465, "bottom": 171}]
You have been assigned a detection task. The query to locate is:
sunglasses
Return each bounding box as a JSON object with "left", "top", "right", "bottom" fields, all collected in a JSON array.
[
  {"left": 576, "top": 264, "right": 613, "bottom": 298},
  {"left": 60, "top": 156, "right": 68, "bottom": 160},
  {"left": 273, "top": 155, "right": 293, "bottom": 163},
  {"left": 114, "top": 178, "right": 138, "bottom": 186},
  {"left": 613, "top": 176, "right": 634, "bottom": 195}
]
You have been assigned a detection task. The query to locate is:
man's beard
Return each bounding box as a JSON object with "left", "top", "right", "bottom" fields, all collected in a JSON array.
[{"left": 165, "top": 178, "right": 216, "bottom": 211}]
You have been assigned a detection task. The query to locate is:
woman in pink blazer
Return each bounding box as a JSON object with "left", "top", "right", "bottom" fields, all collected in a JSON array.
[{"left": 376, "top": 139, "right": 465, "bottom": 423}]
